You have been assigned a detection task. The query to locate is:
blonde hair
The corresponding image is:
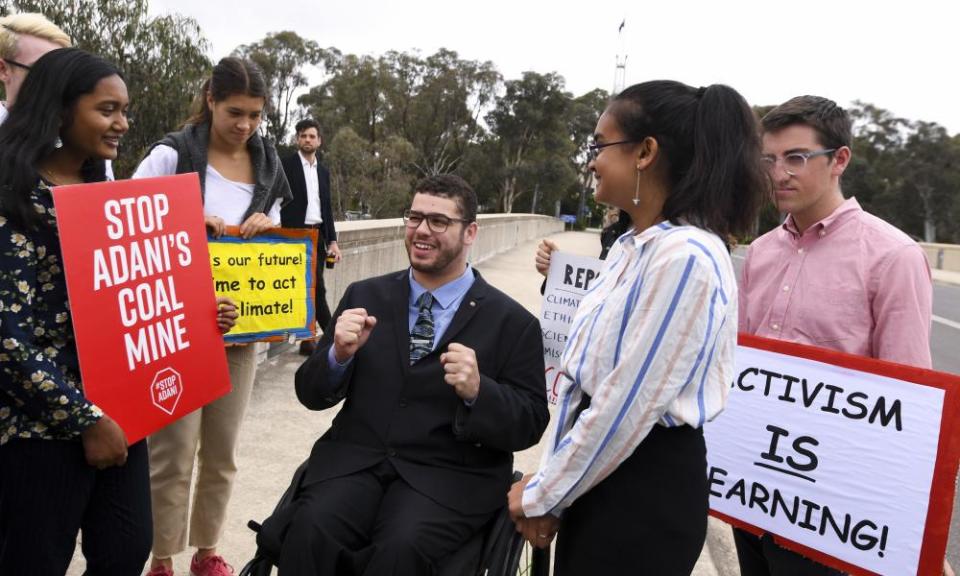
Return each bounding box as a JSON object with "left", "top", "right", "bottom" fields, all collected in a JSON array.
[{"left": 0, "top": 13, "right": 72, "bottom": 60}]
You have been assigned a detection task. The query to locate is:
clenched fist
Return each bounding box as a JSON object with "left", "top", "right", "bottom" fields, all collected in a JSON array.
[
  {"left": 440, "top": 343, "right": 480, "bottom": 401},
  {"left": 333, "top": 308, "right": 377, "bottom": 363}
]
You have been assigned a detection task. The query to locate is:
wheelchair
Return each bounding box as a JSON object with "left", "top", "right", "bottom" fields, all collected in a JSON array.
[{"left": 238, "top": 460, "right": 550, "bottom": 576}]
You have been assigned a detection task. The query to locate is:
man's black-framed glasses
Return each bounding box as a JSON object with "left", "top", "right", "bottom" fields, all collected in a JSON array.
[
  {"left": 403, "top": 210, "right": 471, "bottom": 233},
  {"left": 2, "top": 58, "right": 31, "bottom": 72},
  {"left": 761, "top": 149, "right": 836, "bottom": 176},
  {"left": 586, "top": 139, "right": 640, "bottom": 162}
]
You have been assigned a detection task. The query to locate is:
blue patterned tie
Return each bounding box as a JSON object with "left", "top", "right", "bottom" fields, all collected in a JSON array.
[{"left": 409, "top": 292, "right": 435, "bottom": 364}]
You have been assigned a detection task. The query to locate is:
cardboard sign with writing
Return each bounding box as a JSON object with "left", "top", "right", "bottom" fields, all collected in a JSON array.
[
  {"left": 52, "top": 174, "right": 231, "bottom": 443},
  {"left": 540, "top": 252, "right": 603, "bottom": 404},
  {"left": 209, "top": 228, "right": 317, "bottom": 343},
  {"left": 705, "top": 334, "right": 960, "bottom": 576}
]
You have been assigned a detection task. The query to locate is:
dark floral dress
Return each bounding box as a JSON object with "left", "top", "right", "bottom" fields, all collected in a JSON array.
[{"left": 0, "top": 181, "right": 102, "bottom": 445}]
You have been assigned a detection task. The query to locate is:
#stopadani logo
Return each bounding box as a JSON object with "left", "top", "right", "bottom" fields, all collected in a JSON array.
[{"left": 151, "top": 367, "right": 183, "bottom": 415}]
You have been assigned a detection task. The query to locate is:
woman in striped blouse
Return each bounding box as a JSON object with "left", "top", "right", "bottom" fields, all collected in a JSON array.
[{"left": 509, "top": 80, "right": 768, "bottom": 575}]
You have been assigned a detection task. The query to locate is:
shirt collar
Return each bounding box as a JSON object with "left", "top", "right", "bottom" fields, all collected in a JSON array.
[
  {"left": 299, "top": 151, "right": 317, "bottom": 168},
  {"left": 619, "top": 219, "right": 679, "bottom": 251},
  {"left": 408, "top": 264, "right": 474, "bottom": 310},
  {"left": 782, "top": 197, "right": 861, "bottom": 237}
]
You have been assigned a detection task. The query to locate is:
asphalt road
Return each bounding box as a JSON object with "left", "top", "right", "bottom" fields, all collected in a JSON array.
[
  {"left": 930, "top": 281, "right": 960, "bottom": 571},
  {"left": 732, "top": 250, "right": 960, "bottom": 571}
]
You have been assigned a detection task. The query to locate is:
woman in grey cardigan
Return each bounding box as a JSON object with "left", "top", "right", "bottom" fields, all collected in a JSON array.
[{"left": 135, "top": 56, "right": 291, "bottom": 576}]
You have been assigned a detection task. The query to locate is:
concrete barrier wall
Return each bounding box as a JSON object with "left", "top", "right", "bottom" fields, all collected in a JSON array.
[
  {"left": 321, "top": 214, "right": 564, "bottom": 315},
  {"left": 921, "top": 242, "right": 960, "bottom": 272}
]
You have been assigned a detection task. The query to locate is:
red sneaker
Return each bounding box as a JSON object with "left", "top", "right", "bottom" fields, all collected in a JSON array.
[
  {"left": 190, "top": 553, "right": 234, "bottom": 576},
  {"left": 146, "top": 566, "right": 174, "bottom": 576}
]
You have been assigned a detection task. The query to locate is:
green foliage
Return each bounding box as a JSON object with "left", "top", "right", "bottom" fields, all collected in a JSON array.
[
  {"left": 326, "top": 127, "right": 416, "bottom": 219},
  {"left": 1, "top": 0, "right": 956, "bottom": 233},
  {"left": 484, "top": 72, "right": 577, "bottom": 213},
  {"left": 845, "top": 102, "right": 960, "bottom": 242},
  {"left": 234, "top": 31, "right": 332, "bottom": 145},
  {"left": 300, "top": 48, "right": 499, "bottom": 176},
  {"left": 8, "top": 0, "right": 211, "bottom": 177}
]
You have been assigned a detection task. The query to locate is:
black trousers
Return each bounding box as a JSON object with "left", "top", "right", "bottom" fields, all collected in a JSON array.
[
  {"left": 278, "top": 459, "right": 492, "bottom": 576},
  {"left": 554, "top": 424, "right": 709, "bottom": 576},
  {"left": 0, "top": 438, "right": 151, "bottom": 576},
  {"left": 733, "top": 528, "right": 844, "bottom": 576},
  {"left": 314, "top": 237, "right": 332, "bottom": 331}
]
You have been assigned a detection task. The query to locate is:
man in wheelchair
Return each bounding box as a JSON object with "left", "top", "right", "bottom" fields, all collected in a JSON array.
[{"left": 277, "top": 175, "right": 550, "bottom": 575}]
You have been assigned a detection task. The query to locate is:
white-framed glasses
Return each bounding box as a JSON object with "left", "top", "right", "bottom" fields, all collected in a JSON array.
[{"left": 761, "top": 149, "right": 836, "bottom": 176}]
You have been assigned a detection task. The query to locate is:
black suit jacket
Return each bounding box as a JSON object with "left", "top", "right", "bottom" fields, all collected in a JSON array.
[
  {"left": 279, "top": 152, "right": 337, "bottom": 245},
  {"left": 295, "top": 269, "right": 549, "bottom": 515}
]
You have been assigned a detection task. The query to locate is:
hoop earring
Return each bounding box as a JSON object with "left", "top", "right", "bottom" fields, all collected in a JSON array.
[{"left": 633, "top": 167, "right": 642, "bottom": 205}]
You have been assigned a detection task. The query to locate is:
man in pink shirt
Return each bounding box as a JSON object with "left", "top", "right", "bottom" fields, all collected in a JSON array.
[{"left": 735, "top": 95, "right": 935, "bottom": 575}]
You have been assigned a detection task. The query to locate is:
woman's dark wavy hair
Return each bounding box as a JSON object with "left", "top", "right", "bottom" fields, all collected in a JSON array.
[
  {"left": 0, "top": 47, "right": 121, "bottom": 230},
  {"left": 609, "top": 80, "right": 768, "bottom": 241},
  {"left": 184, "top": 56, "right": 267, "bottom": 126}
]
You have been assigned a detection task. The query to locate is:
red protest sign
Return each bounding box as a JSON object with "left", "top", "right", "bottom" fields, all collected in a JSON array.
[{"left": 52, "top": 173, "right": 230, "bottom": 443}]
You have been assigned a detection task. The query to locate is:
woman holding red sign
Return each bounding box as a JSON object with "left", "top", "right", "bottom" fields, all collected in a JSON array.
[
  {"left": 134, "top": 57, "right": 291, "bottom": 576},
  {"left": 0, "top": 48, "right": 237, "bottom": 575}
]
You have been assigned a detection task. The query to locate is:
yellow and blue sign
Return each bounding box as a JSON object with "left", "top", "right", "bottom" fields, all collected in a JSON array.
[{"left": 209, "top": 228, "right": 317, "bottom": 343}]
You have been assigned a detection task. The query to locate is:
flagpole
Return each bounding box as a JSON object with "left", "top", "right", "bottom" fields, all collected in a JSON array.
[{"left": 613, "top": 18, "right": 627, "bottom": 95}]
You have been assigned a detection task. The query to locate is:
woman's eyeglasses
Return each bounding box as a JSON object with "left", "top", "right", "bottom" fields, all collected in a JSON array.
[
  {"left": 2, "top": 58, "right": 32, "bottom": 71},
  {"left": 586, "top": 139, "right": 640, "bottom": 162}
]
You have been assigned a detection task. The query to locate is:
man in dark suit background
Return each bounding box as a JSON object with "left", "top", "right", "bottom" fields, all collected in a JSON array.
[
  {"left": 280, "top": 118, "right": 340, "bottom": 355},
  {"left": 278, "top": 175, "right": 549, "bottom": 575}
]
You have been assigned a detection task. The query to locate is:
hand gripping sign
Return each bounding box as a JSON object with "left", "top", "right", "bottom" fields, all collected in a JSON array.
[
  {"left": 53, "top": 174, "right": 231, "bottom": 442},
  {"left": 705, "top": 334, "right": 960, "bottom": 576}
]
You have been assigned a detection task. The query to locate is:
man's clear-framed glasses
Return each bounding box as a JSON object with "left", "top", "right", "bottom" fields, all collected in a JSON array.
[
  {"left": 586, "top": 139, "right": 640, "bottom": 162},
  {"left": 403, "top": 210, "right": 471, "bottom": 233},
  {"left": 761, "top": 149, "right": 836, "bottom": 176}
]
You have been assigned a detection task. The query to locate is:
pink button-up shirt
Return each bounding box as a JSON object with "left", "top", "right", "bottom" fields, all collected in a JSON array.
[{"left": 739, "top": 197, "right": 932, "bottom": 368}]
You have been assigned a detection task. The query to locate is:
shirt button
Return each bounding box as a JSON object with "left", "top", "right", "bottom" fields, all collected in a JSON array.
[
  {"left": 782, "top": 285, "right": 790, "bottom": 292},
  {"left": 797, "top": 248, "right": 804, "bottom": 254},
  {"left": 399, "top": 398, "right": 408, "bottom": 408},
  {"left": 388, "top": 449, "right": 397, "bottom": 457},
  {"left": 818, "top": 230, "right": 826, "bottom": 237},
  {"left": 772, "top": 323, "right": 780, "bottom": 330}
]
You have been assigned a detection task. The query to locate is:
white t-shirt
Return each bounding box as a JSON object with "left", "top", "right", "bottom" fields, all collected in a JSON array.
[
  {"left": 133, "top": 144, "right": 281, "bottom": 226},
  {"left": 1, "top": 101, "right": 115, "bottom": 180}
]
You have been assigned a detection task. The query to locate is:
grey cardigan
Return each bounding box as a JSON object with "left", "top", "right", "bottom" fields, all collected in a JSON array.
[{"left": 150, "top": 123, "right": 292, "bottom": 222}]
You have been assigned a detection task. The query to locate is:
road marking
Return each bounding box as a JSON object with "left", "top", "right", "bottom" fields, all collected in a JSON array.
[{"left": 934, "top": 315, "right": 960, "bottom": 331}]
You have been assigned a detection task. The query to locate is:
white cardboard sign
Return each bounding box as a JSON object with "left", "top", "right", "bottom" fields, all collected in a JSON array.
[
  {"left": 705, "top": 337, "right": 957, "bottom": 575},
  {"left": 540, "top": 252, "right": 603, "bottom": 404}
]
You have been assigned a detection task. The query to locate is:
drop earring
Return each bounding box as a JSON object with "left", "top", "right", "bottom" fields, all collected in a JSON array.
[{"left": 633, "top": 167, "right": 641, "bottom": 205}]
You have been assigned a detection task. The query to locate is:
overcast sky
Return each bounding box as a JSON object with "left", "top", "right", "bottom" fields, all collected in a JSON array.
[{"left": 148, "top": 0, "right": 960, "bottom": 134}]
